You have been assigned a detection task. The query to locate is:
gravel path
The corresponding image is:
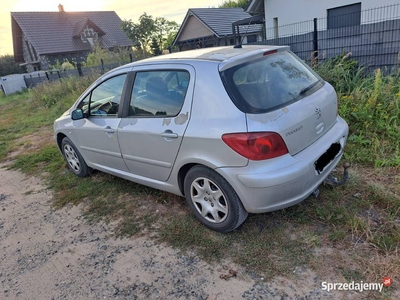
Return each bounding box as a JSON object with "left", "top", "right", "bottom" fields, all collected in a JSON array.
[{"left": 0, "top": 164, "right": 359, "bottom": 299}]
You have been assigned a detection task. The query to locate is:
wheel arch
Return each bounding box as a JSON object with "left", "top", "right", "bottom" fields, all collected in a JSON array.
[
  {"left": 177, "top": 161, "right": 222, "bottom": 196},
  {"left": 56, "top": 132, "right": 67, "bottom": 151},
  {"left": 177, "top": 163, "right": 197, "bottom": 196}
]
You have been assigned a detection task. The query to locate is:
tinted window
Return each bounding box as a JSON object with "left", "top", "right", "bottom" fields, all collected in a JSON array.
[
  {"left": 221, "top": 51, "right": 323, "bottom": 114},
  {"left": 129, "top": 70, "right": 189, "bottom": 117},
  {"left": 78, "top": 74, "right": 127, "bottom": 117},
  {"left": 246, "top": 35, "right": 257, "bottom": 43}
]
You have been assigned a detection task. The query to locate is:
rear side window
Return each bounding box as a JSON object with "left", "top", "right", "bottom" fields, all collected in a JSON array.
[
  {"left": 220, "top": 51, "right": 323, "bottom": 114},
  {"left": 129, "top": 70, "right": 189, "bottom": 117}
]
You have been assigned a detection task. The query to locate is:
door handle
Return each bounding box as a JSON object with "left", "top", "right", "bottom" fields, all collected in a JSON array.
[
  {"left": 161, "top": 130, "right": 178, "bottom": 139},
  {"left": 104, "top": 126, "right": 115, "bottom": 133}
]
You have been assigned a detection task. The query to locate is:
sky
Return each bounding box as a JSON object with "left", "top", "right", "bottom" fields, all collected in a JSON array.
[{"left": 0, "top": 0, "right": 227, "bottom": 56}]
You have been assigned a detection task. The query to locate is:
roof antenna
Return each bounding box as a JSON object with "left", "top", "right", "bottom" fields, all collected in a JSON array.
[{"left": 234, "top": 14, "right": 256, "bottom": 49}]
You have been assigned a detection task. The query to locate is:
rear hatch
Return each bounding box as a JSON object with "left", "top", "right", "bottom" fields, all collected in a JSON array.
[{"left": 220, "top": 49, "right": 338, "bottom": 155}]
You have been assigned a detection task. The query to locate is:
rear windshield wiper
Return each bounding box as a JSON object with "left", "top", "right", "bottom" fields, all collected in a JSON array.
[{"left": 299, "top": 80, "right": 321, "bottom": 95}]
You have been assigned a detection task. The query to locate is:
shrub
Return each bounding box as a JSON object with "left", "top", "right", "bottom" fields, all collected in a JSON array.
[
  {"left": 316, "top": 55, "right": 400, "bottom": 166},
  {"left": 315, "top": 52, "right": 365, "bottom": 95},
  {"left": 31, "top": 73, "right": 100, "bottom": 108}
]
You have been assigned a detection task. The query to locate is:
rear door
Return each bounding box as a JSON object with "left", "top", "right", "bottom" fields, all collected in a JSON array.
[{"left": 118, "top": 64, "right": 194, "bottom": 181}]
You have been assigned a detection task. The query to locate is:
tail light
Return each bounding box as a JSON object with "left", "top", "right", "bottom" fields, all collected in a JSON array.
[{"left": 222, "top": 132, "right": 288, "bottom": 160}]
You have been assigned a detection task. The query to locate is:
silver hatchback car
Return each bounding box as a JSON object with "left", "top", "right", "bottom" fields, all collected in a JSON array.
[{"left": 54, "top": 45, "right": 348, "bottom": 232}]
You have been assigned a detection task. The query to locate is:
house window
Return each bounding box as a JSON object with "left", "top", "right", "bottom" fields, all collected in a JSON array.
[
  {"left": 246, "top": 35, "right": 257, "bottom": 43},
  {"left": 273, "top": 17, "right": 279, "bottom": 38},
  {"left": 81, "top": 26, "right": 99, "bottom": 46},
  {"left": 327, "top": 3, "right": 361, "bottom": 29}
]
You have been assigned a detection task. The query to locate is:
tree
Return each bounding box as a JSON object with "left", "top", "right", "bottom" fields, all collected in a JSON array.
[
  {"left": 150, "top": 37, "right": 162, "bottom": 56},
  {"left": 121, "top": 13, "right": 156, "bottom": 58},
  {"left": 219, "top": 0, "right": 250, "bottom": 9},
  {"left": 0, "top": 55, "right": 26, "bottom": 77},
  {"left": 154, "top": 17, "right": 179, "bottom": 50},
  {"left": 121, "top": 13, "right": 180, "bottom": 57}
]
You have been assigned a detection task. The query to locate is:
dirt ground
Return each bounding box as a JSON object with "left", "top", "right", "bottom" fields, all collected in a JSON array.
[{"left": 0, "top": 163, "right": 385, "bottom": 300}]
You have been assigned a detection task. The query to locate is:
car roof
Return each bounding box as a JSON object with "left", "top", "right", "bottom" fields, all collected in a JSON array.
[
  {"left": 102, "top": 45, "right": 291, "bottom": 80},
  {"left": 116, "top": 45, "right": 289, "bottom": 70},
  {"left": 143, "top": 45, "right": 286, "bottom": 61}
]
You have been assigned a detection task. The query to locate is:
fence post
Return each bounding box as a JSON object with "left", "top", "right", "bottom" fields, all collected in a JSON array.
[
  {"left": 313, "top": 18, "right": 319, "bottom": 65},
  {"left": 130, "top": 53, "right": 133, "bottom": 62},
  {"left": 45, "top": 71, "right": 50, "bottom": 81},
  {"left": 77, "top": 63, "right": 83, "bottom": 76},
  {"left": 101, "top": 59, "right": 104, "bottom": 73},
  {"left": 23, "top": 75, "right": 28, "bottom": 88}
]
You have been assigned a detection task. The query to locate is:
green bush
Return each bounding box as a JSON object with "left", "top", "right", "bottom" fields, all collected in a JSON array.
[
  {"left": 85, "top": 44, "right": 132, "bottom": 67},
  {"left": 316, "top": 54, "right": 400, "bottom": 166},
  {"left": 315, "top": 52, "right": 365, "bottom": 95},
  {"left": 0, "top": 54, "right": 26, "bottom": 76},
  {"left": 31, "top": 73, "right": 100, "bottom": 108}
]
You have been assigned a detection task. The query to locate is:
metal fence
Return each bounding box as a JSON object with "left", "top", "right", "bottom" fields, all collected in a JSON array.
[
  {"left": 23, "top": 60, "right": 131, "bottom": 88},
  {"left": 248, "top": 4, "right": 400, "bottom": 73}
]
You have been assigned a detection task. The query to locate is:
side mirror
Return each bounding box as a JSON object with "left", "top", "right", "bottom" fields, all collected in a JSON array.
[{"left": 71, "top": 109, "right": 85, "bottom": 120}]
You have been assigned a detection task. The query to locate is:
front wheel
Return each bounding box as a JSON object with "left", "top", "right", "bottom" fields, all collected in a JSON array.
[
  {"left": 61, "top": 137, "right": 90, "bottom": 177},
  {"left": 184, "top": 165, "right": 248, "bottom": 233}
]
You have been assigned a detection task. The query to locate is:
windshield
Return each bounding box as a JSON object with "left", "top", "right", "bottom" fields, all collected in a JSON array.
[{"left": 220, "top": 51, "right": 323, "bottom": 114}]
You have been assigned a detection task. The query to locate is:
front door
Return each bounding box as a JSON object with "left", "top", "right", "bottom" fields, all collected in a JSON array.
[{"left": 72, "top": 72, "right": 129, "bottom": 172}]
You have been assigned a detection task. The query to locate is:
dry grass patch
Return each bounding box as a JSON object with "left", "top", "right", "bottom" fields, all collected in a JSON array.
[{"left": 7, "top": 127, "right": 53, "bottom": 159}]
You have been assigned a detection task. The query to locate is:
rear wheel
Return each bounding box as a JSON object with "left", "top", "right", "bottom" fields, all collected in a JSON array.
[
  {"left": 61, "top": 137, "right": 90, "bottom": 177},
  {"left": 184, "top": 165, "right": 248, "bottom": 233}
]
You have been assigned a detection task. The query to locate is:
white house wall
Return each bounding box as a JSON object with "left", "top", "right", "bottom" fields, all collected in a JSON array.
[{"left": 264, "top": 0, "right": 399, "bottom": 29}]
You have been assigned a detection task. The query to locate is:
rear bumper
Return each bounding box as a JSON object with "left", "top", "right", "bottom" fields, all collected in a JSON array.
[{"left": 217, "top": 116, "right": 349, "bottom": 213}]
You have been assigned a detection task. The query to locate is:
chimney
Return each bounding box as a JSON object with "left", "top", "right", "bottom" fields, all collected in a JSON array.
[{"left": 58, "top": 4, "right": 64, "bottom": 12}]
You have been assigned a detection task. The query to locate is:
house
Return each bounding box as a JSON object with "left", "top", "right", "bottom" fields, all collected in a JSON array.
[
  {"left": 247, "top": 0, "right": 400, "bottom": 37},
  {"left": 245, "top": 0, "right": 400, "bottom": 71},
  {"left": 11, "top": 5, "right": 132, "bottom": 72},
  {"left": 172, "top": 8, "right": 263, "bottom": 51}
]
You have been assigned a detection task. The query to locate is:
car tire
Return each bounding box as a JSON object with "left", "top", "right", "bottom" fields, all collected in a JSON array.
[
  {"left": 184, "top": 165, "right": 248, "bottom": 233},
  {"left": 61, "top": 137, "right": 90, "bottom": 177}
]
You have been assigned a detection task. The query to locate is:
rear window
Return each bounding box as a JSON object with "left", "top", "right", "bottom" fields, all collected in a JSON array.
[{"left": 220, "top": 51, "right": 323, "bottom": 114}]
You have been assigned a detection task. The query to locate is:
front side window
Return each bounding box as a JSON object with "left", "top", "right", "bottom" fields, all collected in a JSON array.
[
  {"left": 221, "top": 51, "right": 323, "bottom": 114},
  {"left": 129, "top": 70, "right": 189, "bottom": 117},
  {"left": 78, "top": 74, "right": 127, "bottom": 117}
]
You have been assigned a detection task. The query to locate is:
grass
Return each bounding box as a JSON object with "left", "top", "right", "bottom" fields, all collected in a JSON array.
[
  {"left": 316, "top": 54, "right": 400, "bottom": 167},
  {"left": 1, "top": 58, "right": 399, "bottom": 298}
]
